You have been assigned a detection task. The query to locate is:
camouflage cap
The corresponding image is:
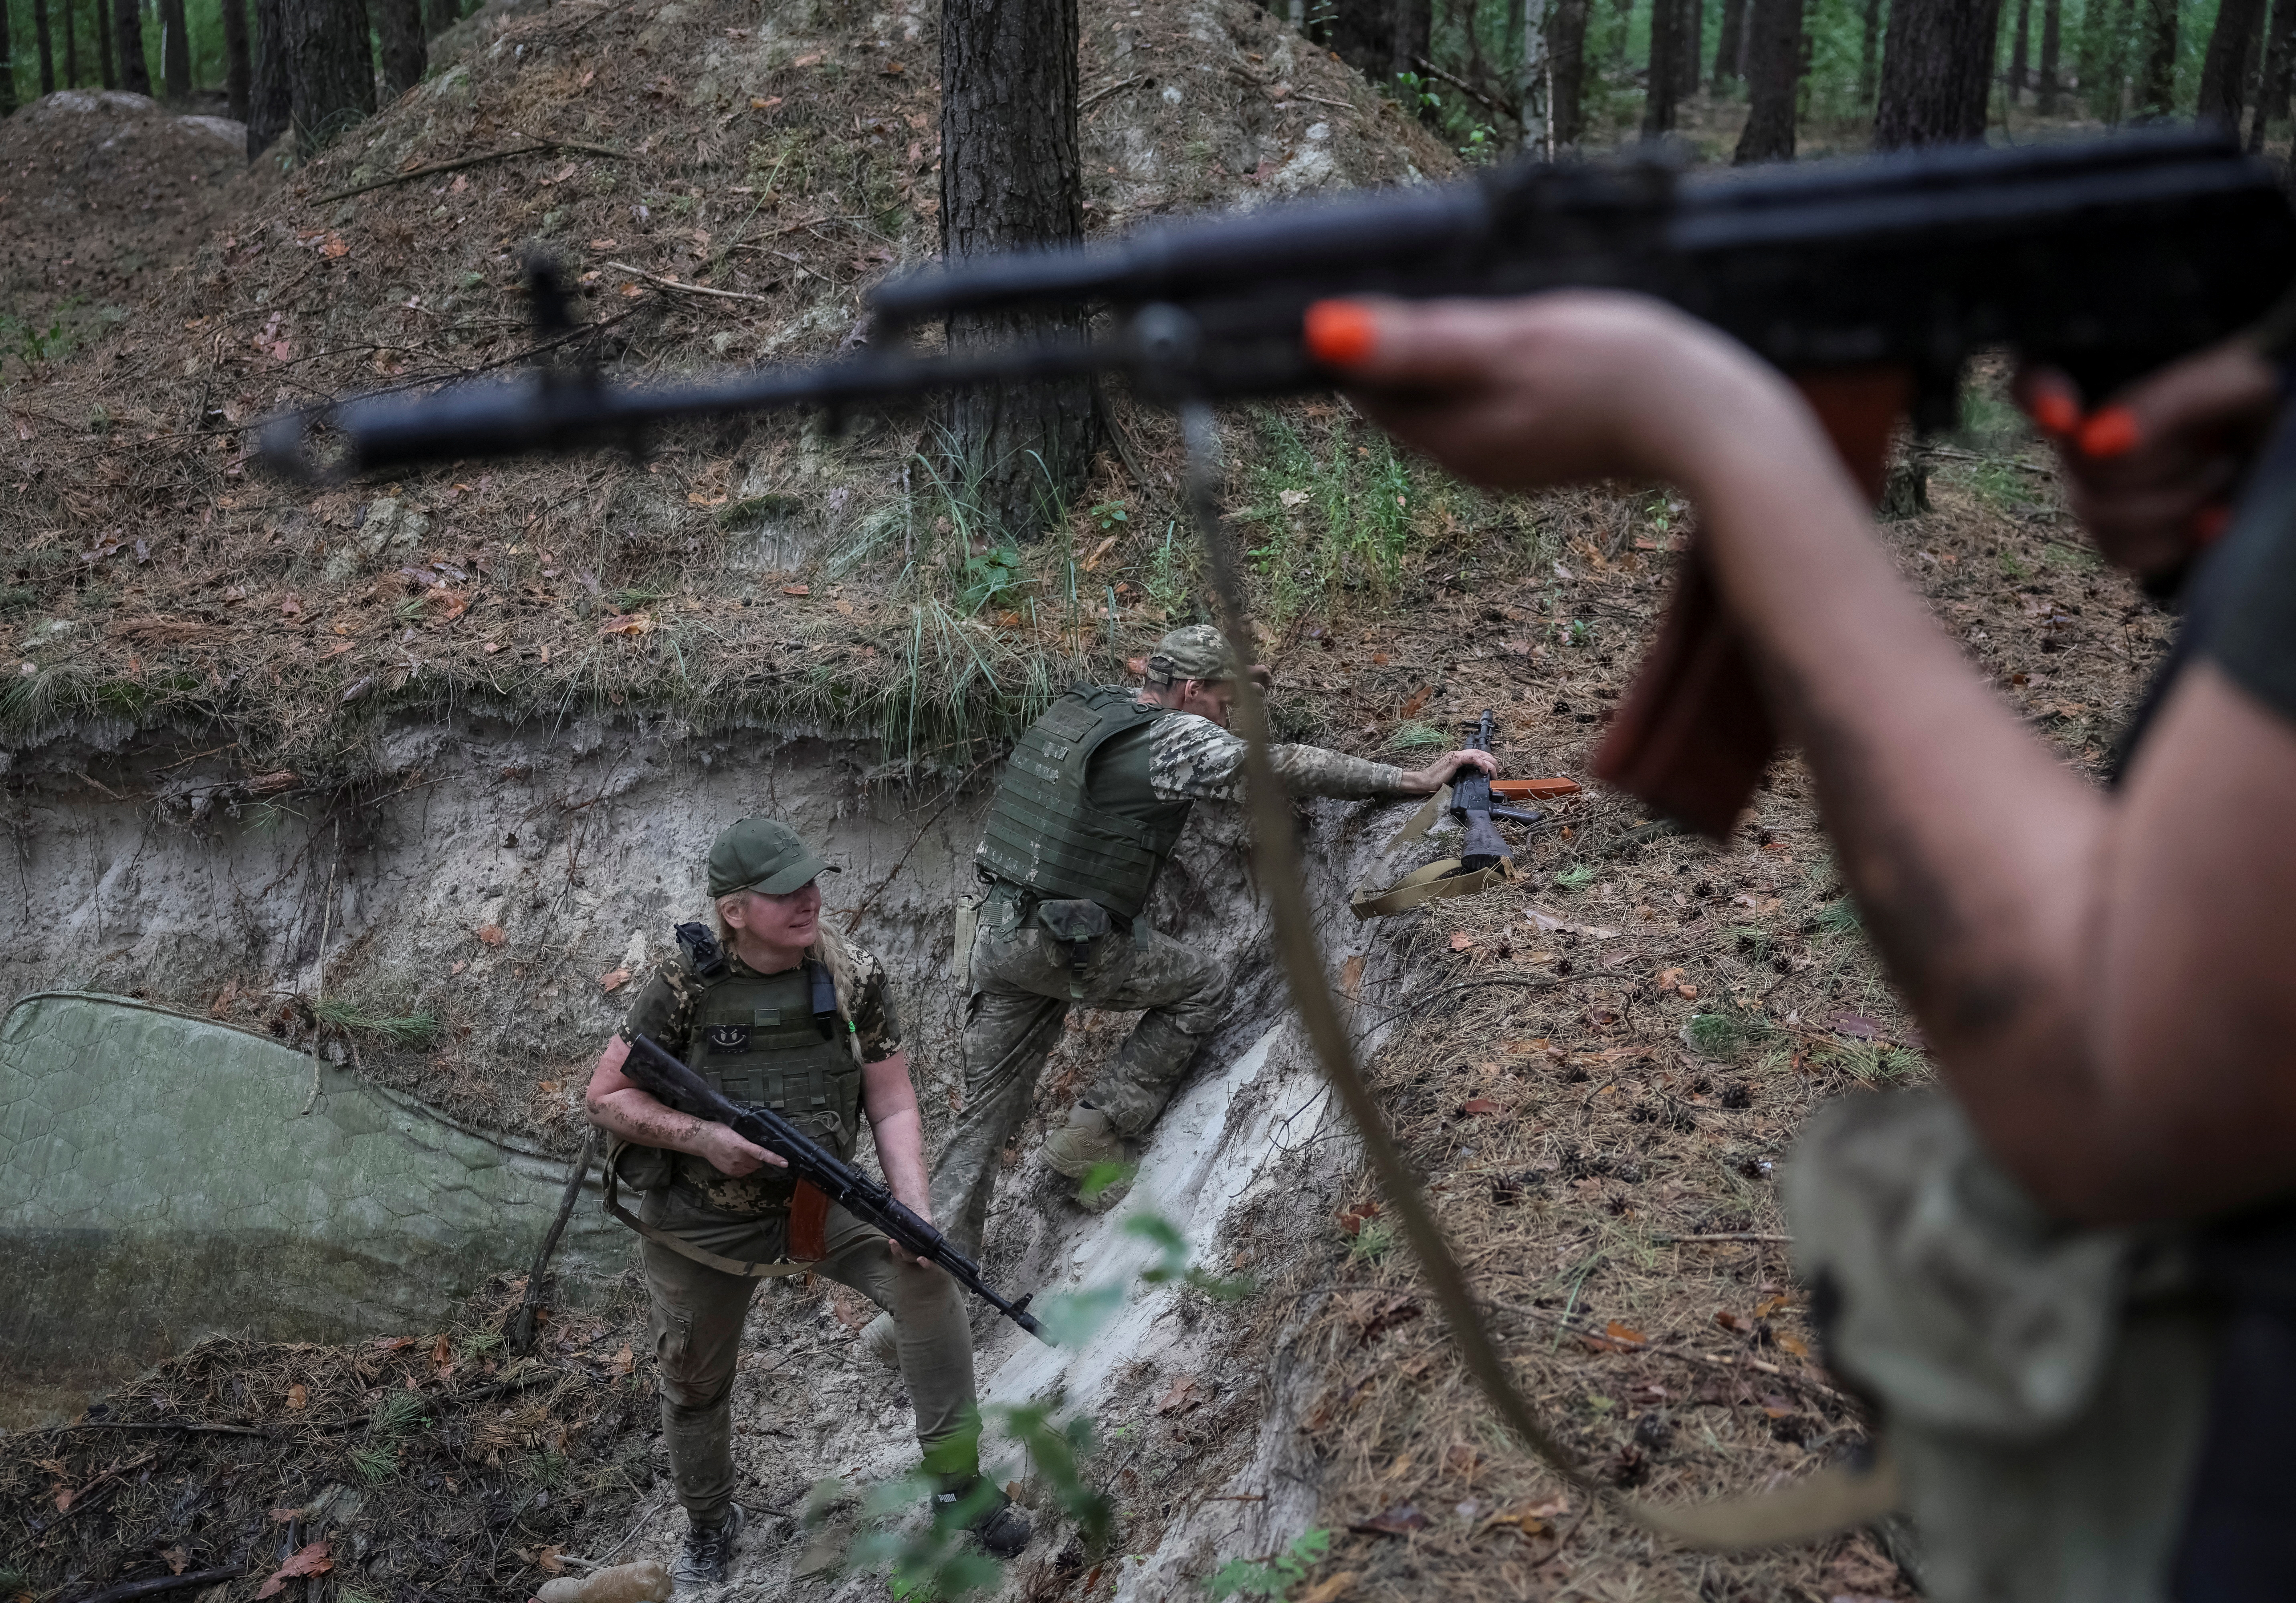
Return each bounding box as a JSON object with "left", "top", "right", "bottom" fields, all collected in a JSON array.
[
  {"left": 707, "top": 817, "right": 838, "bottom": 897},
  {"left": 1145, "top": 624, "right": 1243, "bottom": 685}
]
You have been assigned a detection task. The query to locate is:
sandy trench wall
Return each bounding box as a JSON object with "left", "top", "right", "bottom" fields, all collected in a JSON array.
[{"left": 0, "top": 710, "right": 1441, "bottom": 1587}]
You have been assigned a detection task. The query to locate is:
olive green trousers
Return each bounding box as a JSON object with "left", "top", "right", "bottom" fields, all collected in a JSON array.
[{"left": 639, "top": 1193, "right": 977, "bottom": 1527}]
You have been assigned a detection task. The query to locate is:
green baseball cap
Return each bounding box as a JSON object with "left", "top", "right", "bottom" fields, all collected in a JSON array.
[
  {"left": 1146, "top": 623, "right": 1242, "bottom": 684},
  {"left": 707, "top": 817, "right": 837, "bottom": 897}
]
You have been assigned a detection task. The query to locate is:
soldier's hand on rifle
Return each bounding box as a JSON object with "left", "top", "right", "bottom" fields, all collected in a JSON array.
[
  {"left": 2013, "top": 339, "right": 2280, "bottom": 588},
  {"left": 698, "top": 1124, "right": 786, "bottom": 1179},
  {"left": 1304, "top": 292, "right": 1787, "bottom": 493},
  {"left": 1399, "top": 748, "right": 1499, "bottom": 794}
]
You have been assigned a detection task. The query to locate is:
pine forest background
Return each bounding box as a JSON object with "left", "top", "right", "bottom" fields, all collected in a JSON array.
[{"left": 0, "top": 0, "right": 2280, "bottom": 159}]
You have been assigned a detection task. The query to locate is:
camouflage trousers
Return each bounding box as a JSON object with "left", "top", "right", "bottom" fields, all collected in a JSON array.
[
  {"left": 929, "top": 902, "right": 1230, "bottom": 1254},
  {"left": 639, "top": 1189, "right": 977, "bottom": 1527}
]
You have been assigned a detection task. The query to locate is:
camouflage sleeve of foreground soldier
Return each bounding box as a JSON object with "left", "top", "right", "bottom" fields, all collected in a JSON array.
[{"left": 1149, "top": 712, "right": 1418, "bottom": 802}]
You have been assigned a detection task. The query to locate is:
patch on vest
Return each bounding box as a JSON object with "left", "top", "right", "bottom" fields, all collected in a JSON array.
[{"left": 705, "top": 1024, "right": 752, "bottom": 1054}]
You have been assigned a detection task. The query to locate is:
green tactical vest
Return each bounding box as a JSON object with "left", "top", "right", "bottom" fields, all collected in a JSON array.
[
  {"left": 672, "top": 959, "right": 862, "bottom": 1210},
  {"left": 975, "top": 685, "right": 1196, "bottom": 920}
]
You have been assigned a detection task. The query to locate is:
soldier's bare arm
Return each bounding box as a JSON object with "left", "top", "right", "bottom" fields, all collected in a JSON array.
[
  {"left": 1329, "top": 291, "right": 2296, "bottom": 1225},
  {"left": 860, "top": 1050, "right": 933, "bottom": 1264},
  {"left": 584, "top": 1034, "right": 784, "bottom": 1177}
]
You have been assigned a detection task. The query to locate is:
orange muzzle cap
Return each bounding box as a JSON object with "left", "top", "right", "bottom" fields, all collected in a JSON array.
[
  {"left": 1304, "top": 300, "right": 1379, "bottom": 368},
  {"left": 2078, "top": 406, "right": 2142, "bottom": 460},
  {"left": 2027, "top": 384, "right": 2080, "bottom": 437}
]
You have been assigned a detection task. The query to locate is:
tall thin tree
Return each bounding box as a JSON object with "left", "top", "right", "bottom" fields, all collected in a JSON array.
[
  {"left": 2037, "top": 0, "right": 2062, "bottom": 109},
  {"left": 2136, "top": 0, "right": 2176, "bottom": 116},
  {"left": 426, "top": 0, "right": 458, "bottom": 35},
  {"left": 95, "top": 0, "right": 114, "bottom": 87},
  {"left": 62, "top": 0, "right": 77, "bottom": 86},
  {"left": 2200, "top": 0, "right": 2267, "bottom": 124},
  {"left": 1873, "top": 0, "right": 2003, "bottom": 145},
  {"left": 112, "top": 0, "right": 149, "bottom": 93},
  {"left": 940, "top": 0, "right": 1096, "bottom": 541},
  {"left": 375, "top": 0, "right": 425, "bottom": 94},
  {"left": 1517, "top": 0, "right": 1551, "bottom": 153},
  {"left": 1858, "top": 0, "right": 1882, "bottom": 102},
  {"left": 2009, "top": 0, "right": 2031, "bottom": 96},
  {"left": 220, "top": 0, "right": 249, "bottom": 121},
  {"left": 2251, "top": 0, "right": 2294, "bottom": 143},
  {"left": 1550, "top": 0, "right": 1589, "bottom": 139},
  {"left": 1713, "top": 0, "right": 1746, "bottom": 87},
  {"left": 34, "top": 0, "right": 56, "bottom": 94},
  {"left": 1643, "top": 0, "right": 1684, "bottom": 131},
  {"left": 158, "top": 0, "right": 189, "bottom": 99},
  {"left": 1734, "top": 0, "right": 1804, "bottom": 159},
  {"left": 246, "top": 0, "right": 287, "bottom": 154},
  {"left": 0, "top": 5, "right": 16, "bottom": 114}
]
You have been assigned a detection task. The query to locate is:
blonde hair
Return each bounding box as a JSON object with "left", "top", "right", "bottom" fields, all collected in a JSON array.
[{"left": 713, "top": 891, "right": 748, "bottom": 946}]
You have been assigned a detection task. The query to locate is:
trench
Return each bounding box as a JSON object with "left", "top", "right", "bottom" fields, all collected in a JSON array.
[{"left": 0, "top": 712, "right": 1441, "bottom": 1587}]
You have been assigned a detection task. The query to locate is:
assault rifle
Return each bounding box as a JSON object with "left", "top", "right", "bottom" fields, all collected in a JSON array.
[
  {"left": 258, "top": 127, "right": 2296, "bottom": 835},
  {"left": 621, "top": 1032, "right": 1046, "bottom": 1341},
  {"left": 1453, "top": 708, "right": 1541, "bottom": 873}
]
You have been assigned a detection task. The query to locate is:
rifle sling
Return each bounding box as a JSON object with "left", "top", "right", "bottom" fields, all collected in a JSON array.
[{"left": 600, "top": 1157, "right": 813, "bottom": 1279}]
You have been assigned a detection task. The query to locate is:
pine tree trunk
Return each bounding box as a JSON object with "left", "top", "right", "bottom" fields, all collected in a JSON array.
[
  {"left": 113, "top": 0, "right": 150, "bottom": 94},
  {"left": 2037, "top": 0, "right": 2062, "bottom": 109},
  {"left": 1518, "top": 0, "right": 1551, "bottom": 151},
  {"left": 1713, "top": 0, "right": 1746, "bottom": 87},
  {"left": 247, "top": 0, "right": 288, "bottom": 155},
  {"left": 220, "top": 0, "right": 250, "bottom": 120},
  {"left": 426, "top": 0, "right": 459, "bottom": 35},
  {"left": 1676, "top": 0, "right": 1703, "bottom": 98},
  {"left": 34, "top": 0, "right": 55, "bottom": 95},
  {"left": 1643, "top": 0, "right": 1682, "bottom": 131},
  {"left": 1873, "top": 0, "right": 2003, "bottom": 146},
  {"left": 1734, "top": 0, "right": 1803, "bottom": 159},
  {"left": 1393, "top": 0, "right": 1432, "bottom": 81},
  {"left": 0, "top": 5, "right": 15, "bottom": 114},
  {"left": 2252, "top": 0, "right": 2294, "bottom": 142},
  {"left": 1858, "top": 0, "right": 1882, "bottom": 101},
  {"left": 283, "top": 0, "right": 376, "bottom": 150},
  {"left": 2009, "top": 0, "right": 2030, "bottom": 95},
  {"left": 158, "top": 0, "right": 190, "bottom": 99},
  {"left": 2201, "top": 0, "right": 2267, "bottom": 124},
  {"left": 63, "top": 0, "right": 78, "bottom": 86},
  {"left": 2137, "top": 0, "right": 2176, "bottom": 115},
  {"left": 374, "top": 0, "right": 426, "bottom": 95},
  {"left": 1550, "top": 0, "right": 1589, "bottom": 138},
  {"left": 940, "top": 0, "right": 1096, "bottom": 542},
  {"left": 96, "top": 0, "right": 115, "bottom": 88}
]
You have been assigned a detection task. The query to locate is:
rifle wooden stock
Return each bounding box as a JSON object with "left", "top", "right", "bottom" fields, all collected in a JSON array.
[{"left": 1595, "top": 367, "right": 1910, "bottom": 839}]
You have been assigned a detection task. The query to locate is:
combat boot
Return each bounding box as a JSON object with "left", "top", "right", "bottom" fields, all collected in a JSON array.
[
  {"left": 671, "top": 1502, "right": 745, "bottom": 1588},
  {"left": 859, "top": 1310, "right": 899, "bottom": 1371},
  {"left": 933, "top": 1477, "right": 1034, "bottom": 1559},
  {"left": 1041, "top": 1103, "right": 1126, "bottom": 1177}
]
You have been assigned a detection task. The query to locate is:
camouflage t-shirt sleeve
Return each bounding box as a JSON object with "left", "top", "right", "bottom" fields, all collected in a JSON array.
[
  {"left": 1149, "top": 713, "right": 1414, "bottom": 802},
  {"left": 615, "top": 959, "right": 701, "bottom": 1054},
  {"left": 845, "top": 944, "right": 906, "bottom": 1063}
]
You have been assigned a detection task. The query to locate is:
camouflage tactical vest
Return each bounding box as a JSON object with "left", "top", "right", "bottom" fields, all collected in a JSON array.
[
  {"left": 673, "top": 958, "right": 861, "bottom": 1214},
  {"left": 975, "top": 685, "right": 1195, "bottom": 920}
]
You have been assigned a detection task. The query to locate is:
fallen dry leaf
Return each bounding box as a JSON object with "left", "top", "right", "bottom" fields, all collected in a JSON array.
[
  {"left": 1339, "top": 953, "right": 1364, "bottom": 1000},
  {"left": 475, "top": 925, "right": 506, "bottom": 947},
  {"left": 1351, "top": 1502, "right": 1429, "bottom": 1536},
  {"left": 1779, "top": 1333, "right": 1811, "bottom": 1358},
  {"left": 1460, "top": 1097, "right": 1503, "bottom": 1116},
  {"left": 430, "top": 1331, "right": 452, "bottom": 1368},
  {"left": 536, "top": 1545, "right": 567, "bottom": 1575},
  {"left": 286, "top": 1383, "right": 307, "bottom": 1410},
  {"left": 1715, "top": 1309, "right": 1745, "bottom": 1332},
  {"left": 597, "top": 967, "right": 631, "bottom": 992},
  {"left": 255, "top": 1541, "right": 332, "bottom": 1599},
  {"left": 1294, "top": 1573, "right": 1357, "bottom": 1603},
  {"left": 1400, "top": 685, "right": 1431, "bottom": 718},
  {"left": 600, "top": 612, "right": 654, "bottom": 636},
  {"left": 1335, "top": 1199, "right": 1380, "bottom": 1237},
  {"left": 53, "top": 1487, "right": 74, "bottom": 1513},
  {"left": 320, "top": 234, "right": 349, "bottom": 258},
  {"left": 1755, "top": 1293, "right": 1795, "bottom": 1318},
  {"left": 610, "top": 1343, "right": 635, "bottom": 1377},
  {"left": 1831, "top": 1012, "right": 1883, "bottom": 1041},
  {"left": 1605, "top": 1319, "right": 1648, "bottom": 1345},
  {"left": 792, "top": 50, "right": 824, "bottom": 65},
  {"left": 782, "top": 583, "right": 810, "bottom": 597},
  {"left": 1448, "top": 931, "right": 1475, "bottom": 952},
  {"left": 160, "top": 1545, "right": 190, "bottom": 1575},
  {"left": 1153, "top": 1374, "right": 1204, "bottom": 1415},
  {"left": 425, "top": 586, "right": 470, "bottom": 622},
  {"left": 1080, "top": 534, "right": 1119, "bottom": 571}
]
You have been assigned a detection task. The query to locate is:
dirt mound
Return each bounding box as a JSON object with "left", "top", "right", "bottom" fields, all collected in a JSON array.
[
  {"left": 0, "top": 0, "right": 1452, "bottom": 783},
  {"left": 0, "top": 91, "right": 263, "bottom": 351}
]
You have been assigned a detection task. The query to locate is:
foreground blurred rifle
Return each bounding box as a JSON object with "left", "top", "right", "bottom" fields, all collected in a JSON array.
[
  {"left": 620, "top": 1032, "right": 1046, "bottom": 1341},
  {"left": 261, "top": 127, "right": 2296, "bottom": 836}
]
